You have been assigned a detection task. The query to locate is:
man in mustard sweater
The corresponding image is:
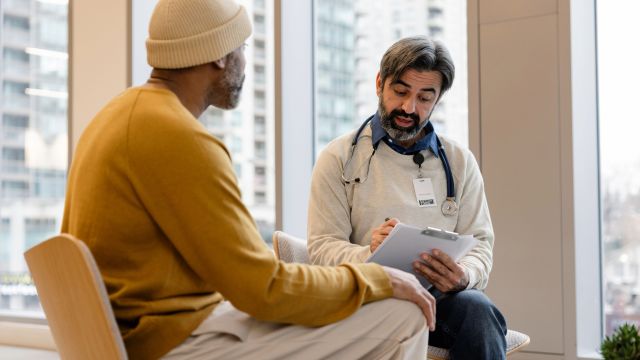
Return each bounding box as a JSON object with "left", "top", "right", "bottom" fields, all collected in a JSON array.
[{"left": 61, "top": 0, "right": 435, "bottom": 359}]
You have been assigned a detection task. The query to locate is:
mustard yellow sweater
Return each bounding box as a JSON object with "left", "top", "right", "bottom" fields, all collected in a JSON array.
[{"left": 61, "top": 87, "right": 393, "bottom": 360}]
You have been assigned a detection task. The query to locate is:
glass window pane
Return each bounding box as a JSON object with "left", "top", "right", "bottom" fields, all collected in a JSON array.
[
  {"left": 0, "top": 0, "right": 68, "bottom": 316},
  {"left": 597, "top": 1, "right": 640, "bottom": 335},
  {"left": 313, "top": 0, "right": 468, "bottom": 153},
  {"left": 196, "top": 0, "right": 275, "bottom": 244}
]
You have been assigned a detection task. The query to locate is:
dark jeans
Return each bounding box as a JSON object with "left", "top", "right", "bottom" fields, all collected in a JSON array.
[{"left": 429, "top": 288, "right": 507, "bottom": 360}]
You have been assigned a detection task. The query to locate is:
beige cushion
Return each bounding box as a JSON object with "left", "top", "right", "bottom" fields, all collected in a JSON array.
[
  {"left": 272, "top": 231, "right": 309, "bottom": 263},
  {"left": 427, "top": 329, "right": 530, "bottom": 359}
]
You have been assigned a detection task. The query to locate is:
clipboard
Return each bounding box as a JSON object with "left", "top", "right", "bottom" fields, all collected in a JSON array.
[{"left": 366, "top": 223, "right": 479, "bottom": 289}]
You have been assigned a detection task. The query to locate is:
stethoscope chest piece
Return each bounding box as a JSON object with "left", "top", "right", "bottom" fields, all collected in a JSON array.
[{"left": 441, "top": 198, "right": 458, "bottom": 216}]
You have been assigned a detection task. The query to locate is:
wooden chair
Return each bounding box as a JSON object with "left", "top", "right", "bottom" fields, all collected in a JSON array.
[
  {"left": 24, "top": 234, "right": 128, "bottom": 360},
  {"left": 272, "top": 230, "right": 531, "bottom": 360}
]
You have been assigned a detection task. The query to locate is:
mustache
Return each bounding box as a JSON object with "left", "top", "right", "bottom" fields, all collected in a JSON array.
[{"left": 388, "top": 109, "right": 420, "bottom": 123}]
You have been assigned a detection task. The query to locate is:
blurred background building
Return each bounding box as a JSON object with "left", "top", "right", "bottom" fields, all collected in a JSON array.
[{"left": 1, "top": 0, "right": 68, "bottom": 313}]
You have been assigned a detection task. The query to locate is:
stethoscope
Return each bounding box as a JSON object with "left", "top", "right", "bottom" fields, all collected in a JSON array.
[{"left": 341, "top": 116, "right": 458, "bottom": 216}]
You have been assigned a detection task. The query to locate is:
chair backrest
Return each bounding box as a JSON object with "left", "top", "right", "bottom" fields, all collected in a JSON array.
[
  {"left": 272, "top": 231, "right": 310, "bottom": 264},
  {"left": 24, "top": 234, "right": 128, "bottom": 360}
]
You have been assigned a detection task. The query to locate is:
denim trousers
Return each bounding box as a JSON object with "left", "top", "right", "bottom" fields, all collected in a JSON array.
[{"left": 428, "top": 288, "right": 508, "bottom": 360}]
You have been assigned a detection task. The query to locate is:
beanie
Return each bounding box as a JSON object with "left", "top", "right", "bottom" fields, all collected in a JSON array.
[{"left": 146, "top": 0, "right": 252, "bottom": 69}]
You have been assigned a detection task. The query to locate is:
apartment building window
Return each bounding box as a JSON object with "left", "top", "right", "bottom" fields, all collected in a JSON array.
[
  {"left": 254, "top": 39, "right": 265, "bottom": 59},
  {"left": 429, "top": 26, "right": 443, "bottom": 38},
  {"left": 313, "top": 0, "right": 468, "bottom": 154},
  {"left": 254, "top": 64, "right": 265, "bottom": 85},
  {"left": 255, "top": 140, "right": 266, "bottom": 160},
  {"left": 254, "top": 191, "right": 266, "bottom": 205},
  {"left": 255, "top": 89, "right": 266, "bottom": 110},
  {"left": 254, "top": 14, "right": 265, "bottom": 33},
  {"left": 0, "top": 0, "right": 68, "bottom": 317},
  {"left": 254, "top": 115, "right": 266, "bottom": 135},
  {"left": 3, "top": 114, "right": 28, "bottom": 128},
  {"left": 428, "top": 7, "right": 443, "bottom": 19},
  {"left": 597, "top": 0, "right": 640, "bottom": 336},
  {"left": 0, "top": 219, "right": 10, "bottom": 272}
]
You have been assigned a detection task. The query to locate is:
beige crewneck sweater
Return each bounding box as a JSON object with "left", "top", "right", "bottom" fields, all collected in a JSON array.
[{"left": 308, "top": 124, "right": 494, "bottom": 290}]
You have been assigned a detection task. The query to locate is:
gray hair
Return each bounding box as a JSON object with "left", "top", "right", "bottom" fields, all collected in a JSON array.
[{"left": 379, "top": 36, "right": 455, "bottom": 95}]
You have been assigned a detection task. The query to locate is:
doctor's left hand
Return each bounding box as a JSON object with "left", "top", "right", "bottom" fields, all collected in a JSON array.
[{"left": 413, "top": 249, "right": 469, "bottom": 293}]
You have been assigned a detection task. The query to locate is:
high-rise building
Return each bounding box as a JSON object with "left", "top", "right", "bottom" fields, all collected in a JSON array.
[
  {"left": 315, "top": 0, "right": 468, "bottom": 151},
  {"left": 0, "top": 0, "right": 68, "bottom": 312},
  {"left": 197, "top": 0, "right": 276, "bottom": 243},
  {"left": 314, "top": 0, "right": 356, "bottom": 148}
]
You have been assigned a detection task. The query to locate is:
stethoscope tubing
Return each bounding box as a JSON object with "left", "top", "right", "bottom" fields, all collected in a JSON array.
[{"left": 345, "top": 115, "right": 457, "bottom": 206}]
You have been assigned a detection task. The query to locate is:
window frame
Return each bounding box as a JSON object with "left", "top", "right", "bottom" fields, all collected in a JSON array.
[
  {"left": 0, "top": 2, "right": 608, "bottom": 358},
  {"left": 566, "top": 0, "right": 603, "bottom": 357}
]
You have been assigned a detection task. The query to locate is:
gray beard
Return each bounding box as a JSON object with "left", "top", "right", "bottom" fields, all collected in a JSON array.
[{"left": 378, "top": 99, "right": 424, "bottom": 142}]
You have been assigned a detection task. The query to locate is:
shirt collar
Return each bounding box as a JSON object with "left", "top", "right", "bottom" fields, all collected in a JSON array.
[{"left": 370, "top": 112, "right": 439, "bottom": 157}]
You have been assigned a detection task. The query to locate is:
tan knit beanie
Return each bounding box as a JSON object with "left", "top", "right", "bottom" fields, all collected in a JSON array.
[{"left": 146, "top": 0, "right": 252, "bottom": 69}]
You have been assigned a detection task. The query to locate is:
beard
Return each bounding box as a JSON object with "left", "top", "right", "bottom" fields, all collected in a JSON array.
[
  {"left": 208, "top": 52, "right": 246, "bottom": 110},
  {"left": 217, "top": 71, "right": 245, "bottom": 110},
  {"left": 378, "top": 97, "right": 428, "bottom": 142}
]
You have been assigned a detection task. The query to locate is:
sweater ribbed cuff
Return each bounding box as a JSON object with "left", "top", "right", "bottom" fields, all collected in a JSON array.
[{"left": 343, "top": 262, "right": 393, "bottom": 303}]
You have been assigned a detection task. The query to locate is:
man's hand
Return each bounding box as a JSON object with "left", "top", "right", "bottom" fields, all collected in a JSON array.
[
  {"left": 382, "top": 266, "right": 436, "bottom": 331},
  {"left": 370, "top": 218, "right": 398, "bottom": 253},
  {"left": 413, "top": 249, "right": 469, "bottom": 293}
]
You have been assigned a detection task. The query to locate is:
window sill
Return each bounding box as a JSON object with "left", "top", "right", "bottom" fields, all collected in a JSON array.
[{"left": 0, "top": 321, "right": 56, "bottom": 350}]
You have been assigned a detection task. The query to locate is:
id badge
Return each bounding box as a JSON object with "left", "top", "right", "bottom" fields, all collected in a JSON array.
[{"left": 413, "top": 178, "right": 437, "bottom": 208}]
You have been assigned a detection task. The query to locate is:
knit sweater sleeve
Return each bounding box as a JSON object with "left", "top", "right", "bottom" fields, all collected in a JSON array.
[
  {"left": 307, "top": 141, "right": 373, "bottom": 265},
  {"left": 126, "top": 104, "right": 392, "bottom": 326},
  {"left": 455, "top": 149, "right": 494, "bottom": 290}
]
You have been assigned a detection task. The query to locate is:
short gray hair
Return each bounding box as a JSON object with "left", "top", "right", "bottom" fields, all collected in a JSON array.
[{"left": 379, "top": 36, "right": 455, "bottom": 95}]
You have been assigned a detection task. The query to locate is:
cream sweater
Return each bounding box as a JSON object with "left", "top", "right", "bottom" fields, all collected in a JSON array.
[{"left": 308, "top": 124, "right": 494, "bottom": 290}]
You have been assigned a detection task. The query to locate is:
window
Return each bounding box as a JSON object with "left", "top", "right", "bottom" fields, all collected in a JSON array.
[
  {"left": 254, "top": 14, "right": 265, "bottom": 33},
  {"left": 254, "top": 115, "right": 266, "bottom": 135},
  {"left": 132, "top": 0, "right": 276, "bottom": 244},
  {"left": 254, "top": 64, "right": 265, "bottom": 85},
  {"left": 254, "top": 140, "right": 266, "bottom": 160},
  {"left": 254, "top": 191, "right": 266, "bottom": 205},
  {"left": 254, "top": 39, "right": 265, "bottom": 59},
  {"left": 3, "top": 114, "right": 29, "bottom": 128},
  {"left": 597, "top": 1, "right": 640, "bottom": 336},
  {"left": 0, "top": 0, "right": 68, "bottom": 317},
  {"left": 313, "top": 0, "right": 468, "bottom": 154},
  {"left": 428, "top": 7, "right": 443, "bottom": 19}
]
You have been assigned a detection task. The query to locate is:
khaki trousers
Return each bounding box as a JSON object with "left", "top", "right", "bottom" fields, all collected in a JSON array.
[{"left": 163, "top": 298, "right": 428, "bottom": 359}]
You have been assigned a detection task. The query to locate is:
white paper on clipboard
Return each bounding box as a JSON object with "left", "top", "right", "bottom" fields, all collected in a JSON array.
[{"left": 366, "top": 223, "right": 479, "bottom": 289}]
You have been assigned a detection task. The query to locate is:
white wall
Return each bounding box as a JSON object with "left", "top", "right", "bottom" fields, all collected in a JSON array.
[
  {"left": 70, "top": 0, "right": 129, "bottom": 152},
  {"left": 470, "top": 0, "right": 600, "bottom": 359}
]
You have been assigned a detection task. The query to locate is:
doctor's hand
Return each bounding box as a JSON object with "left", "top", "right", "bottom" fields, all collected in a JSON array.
[
  {"left": 413, "top": 249, "right": 469, "bottom": 293},
  {"left": 370, "top": 218, "right": 399, "bottom": 253},
  {"left": 382, "top": 266, "right": 436, "bottom": 331}
]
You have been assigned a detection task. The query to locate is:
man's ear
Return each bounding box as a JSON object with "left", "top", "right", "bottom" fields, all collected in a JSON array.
[
  {"left": 375, "top": 72, "right": 382, "bottom": 96},
  {"left": 212, "top": 56, "right": 227, "bottom": 70}
]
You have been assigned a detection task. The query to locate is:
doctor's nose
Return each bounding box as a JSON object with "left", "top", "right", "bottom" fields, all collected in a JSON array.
[{"left": 401, "top": 98, "right": 417, "bottom": 114}]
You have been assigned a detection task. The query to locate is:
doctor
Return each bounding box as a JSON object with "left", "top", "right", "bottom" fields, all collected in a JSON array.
[{"left": 308, "top": 36, "right": 508, "bottom": 359}]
